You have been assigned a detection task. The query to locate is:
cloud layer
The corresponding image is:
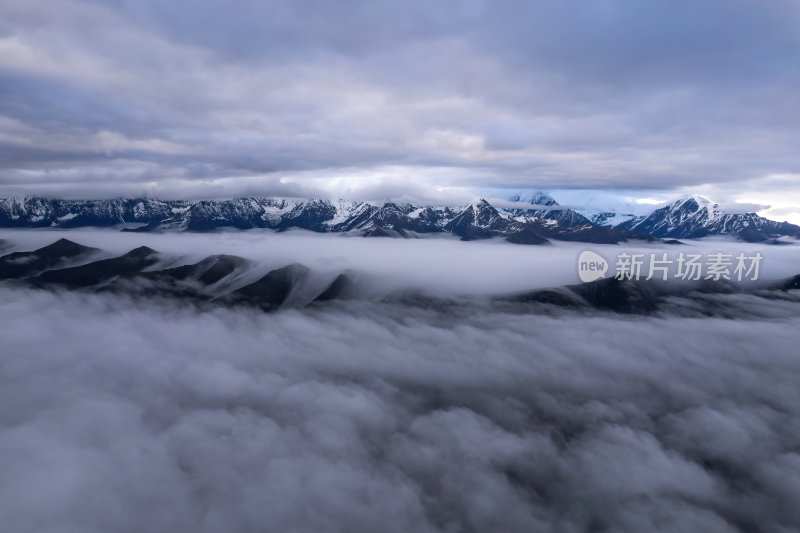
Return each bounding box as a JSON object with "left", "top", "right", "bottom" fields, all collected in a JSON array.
[
  {"left": 2, "top": 229, "right": 800, "bottom": 294},
  {"left": 1, "top": 0, "right": 800, "bottom": 208},
  {"left": 0, "top": 285, "right": 799, "bottom": 532}
]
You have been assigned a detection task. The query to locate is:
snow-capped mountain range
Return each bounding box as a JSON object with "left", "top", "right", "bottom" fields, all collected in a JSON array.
[
  {"left": 0, "top": 193, "right": 798, "bottom": 244},
  {"left": 611, "top": 196, "right": 800, "bottom": 242}
]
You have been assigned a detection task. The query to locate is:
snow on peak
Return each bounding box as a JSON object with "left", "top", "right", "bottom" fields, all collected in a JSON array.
[
  {"left": 667, "top": 195, "right": 725, "bottom": 222},
  {"left": 671, "top": 194, "right": 714, "bottom": 209},
  {"left": 508, "top": 190, "right": 558, "bottom": 206}
]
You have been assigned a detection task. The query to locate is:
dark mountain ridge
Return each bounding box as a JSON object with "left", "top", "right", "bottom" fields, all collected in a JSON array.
[{"left": 1, "top": 238, "right": 798, "bottom": 318}]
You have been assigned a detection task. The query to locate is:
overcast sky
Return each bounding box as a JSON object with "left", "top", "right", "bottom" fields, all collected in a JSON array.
[{"left": 1, "top": 0, "right": 799, "bottom": 220}]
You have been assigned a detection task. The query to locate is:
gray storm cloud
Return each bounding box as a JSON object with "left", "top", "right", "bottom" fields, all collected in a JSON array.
[
  {"left": 0, "top": 285, "right": 799, "bottom": 532},
  {"left": 0, "top": 0, "right": 800, "bottom": 201}
]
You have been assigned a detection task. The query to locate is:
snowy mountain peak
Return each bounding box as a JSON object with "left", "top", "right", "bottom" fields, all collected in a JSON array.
[
  {"left": 615, "top": 194, "right": 798, "bottom": 241},
  {"left": 508, "top": 191, "right": 558, "bottom": 206},
  {"left": 501, "top": 192, "right": 592, "bottom": 227},
  {"left": 670, "top": 194, "right": 715, "bottom": 210},
  {"left": 667, "top": 195, "right": 726, "bottom": 223}
]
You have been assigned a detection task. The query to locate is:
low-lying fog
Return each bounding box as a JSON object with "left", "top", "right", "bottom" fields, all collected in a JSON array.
[
  {"left": 1, "top": 229, "right": 798, "bottom": 294},
  {"left": 1, "top": 287, "right": 799, "bottom": 532},
  {"left": 1, "top": 230, "right": 799, "bottom": 532}
]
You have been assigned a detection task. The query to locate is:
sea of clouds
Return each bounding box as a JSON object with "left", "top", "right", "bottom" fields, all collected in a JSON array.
[
  {"left": 0, "top": 231, "right": 799, "bottom": 532},
  {"left": 1, "top": 228, "right": 799, "bottom": 294}
]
